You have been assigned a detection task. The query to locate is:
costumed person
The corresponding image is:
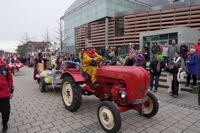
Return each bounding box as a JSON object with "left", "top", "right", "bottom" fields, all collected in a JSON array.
[
  {"left": 33, "top": 53, "right": 46, "bottom": 80},
  {"left": 10, "top": 55, "right": 20, "bottom": 73},
  {"left": 0, "top": 60, "right": 14, "bottom": 133},
  {"left": 82, "top": 44, "right": 103, "bottom": 85}
]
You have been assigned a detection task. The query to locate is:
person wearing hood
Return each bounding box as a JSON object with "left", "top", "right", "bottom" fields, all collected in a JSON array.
[{"left": 0, "top": 59, "right": 14, "bottom": 133}]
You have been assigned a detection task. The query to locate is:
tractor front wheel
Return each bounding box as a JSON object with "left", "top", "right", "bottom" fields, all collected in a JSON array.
[
  {"left": 61, "top": 76, "right": 82, "bottom": 112},
  {"left": 142, "top": 92, "right": 159, "bottom": 118},
  {"left": 97, "top": 101, "right": 121, "bottom": 133}
]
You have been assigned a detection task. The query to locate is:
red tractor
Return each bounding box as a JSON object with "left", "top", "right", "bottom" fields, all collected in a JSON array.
[{"left": 61, "top": 61, "right": 158, "bottom": 133}]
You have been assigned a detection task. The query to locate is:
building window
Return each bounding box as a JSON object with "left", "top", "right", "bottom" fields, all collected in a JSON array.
[{"left": 115, "top": 17, "right": 124, "bottom": 37}]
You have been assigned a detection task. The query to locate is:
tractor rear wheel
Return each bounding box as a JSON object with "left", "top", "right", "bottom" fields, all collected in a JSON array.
[
  {"left": 97, "top": 101, "right": 121, "bottom": 133},
  {"left": 61, "top": 76, "right": 82, "bottom": 112},
  {"left": 142, "top": 92, "right": 159, "bottom": 118},
  {"left": 39, "top": 77, "right": 46, "bottom": 92}
]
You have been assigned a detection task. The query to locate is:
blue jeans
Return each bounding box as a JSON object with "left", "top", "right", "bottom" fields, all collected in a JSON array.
[
  {"left": 150, "top": 74, "right": 160, "bottom": 91},
  {"left": 163, "top": 56, "right": 168, "bottom": 66}
]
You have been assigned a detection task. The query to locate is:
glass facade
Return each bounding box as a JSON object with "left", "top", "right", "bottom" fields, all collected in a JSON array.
[
  {"left": 143, "top": 33, "right": 178, "bottom": 46},
  {"left": 63, "top": 0, "right": 146, "bottom": 47}
]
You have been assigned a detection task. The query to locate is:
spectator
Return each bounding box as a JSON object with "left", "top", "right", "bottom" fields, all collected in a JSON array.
[
  {"left": 133, "top": 54, "right": 146, "bottom": 69},
  {"left": 115, "top": 47, "right": 121, "bottom": 56},
  {"left": 195, "top": 39, "right": 200, "bottom": 54},
  {"left": 166, "top": 62, "right": 179, "bottom": 98},
  {"left": 125, "top": 53, "right": 135, "bottom": 66},
  {"left": 150, "top": 43, "right": 158, "bottom": 61},
  {"left": 180, "top": 41, "right": 188, "bottom": 62},
  {"left": 186, "top": 48, "right": 198, "bottom": 87},
  {"left": 104, "top": 46, "right": 111, "bottom": 59},
  {"left": 149, "top": 55, "right": 165, "bottom": 92},
  {"left": 162, "top": 43, "right": 169, "bottom": 66},
  {"left": 143, "top": 44, "right": 149, "bottom": 61},
  {"left": 197, "top": 53, "right": 200, "bottom": 105},
  {"left": 168, "top": 40, "right": 179, "bottom": 64},
  {"left": 0, "top": 60, "right": 14, "bottom": 133},
  {"left": 106, "top": 53, "right": 117, "bottom": 65},
  {"left": 157, "top": 44, "right": 163, "bottom": 55}
]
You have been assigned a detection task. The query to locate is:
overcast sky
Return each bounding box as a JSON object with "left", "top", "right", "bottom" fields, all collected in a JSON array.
[{"left": 0, "top": 0, "right": 76, "bottom": 52}]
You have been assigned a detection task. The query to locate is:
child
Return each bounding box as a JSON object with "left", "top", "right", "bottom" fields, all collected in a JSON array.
[{"left": 166, "top": 62, "right": 179, "bottom": 98}]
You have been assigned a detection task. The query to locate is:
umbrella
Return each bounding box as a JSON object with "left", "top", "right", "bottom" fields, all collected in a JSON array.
[{"left": 7, "top": 63, "right": 24, "bottom": 69}]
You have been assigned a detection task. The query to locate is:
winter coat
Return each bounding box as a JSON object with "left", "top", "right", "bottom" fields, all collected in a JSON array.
[
  {"left": 0, "top": 66, "right": 13, "bottom": 99},
  {"left": 168, "top": 44, "right": 179, "bottom": 63},
  {"left": 166, "top": 66, "right": 179, "bottom": 81},
  {"left": 180, "top": 44, "right": 188, "bottom": 58},
  {"left": 151, "top": 45, "right": 158, "bottom": 54},
  {"left": 195, "top": 43, "right": 200, "bottom": 54},
  {"left": 150, "top": 60, "right": 165, "bottom": 75},
  {"left": 186, "top": 54, "right": 198, "bottom": 75},
  {"left": 197, "top": 54, "right": 200, "bottom": 80}
]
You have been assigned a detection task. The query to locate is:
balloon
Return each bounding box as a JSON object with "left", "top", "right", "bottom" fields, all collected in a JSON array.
[{"left": 44, "top": 78, "right": 51, "bottom": 83}]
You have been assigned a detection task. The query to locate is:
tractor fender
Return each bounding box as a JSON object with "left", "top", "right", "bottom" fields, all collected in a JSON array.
[{"left": 60, "top": 71, "right": 85, "bottom": 83}]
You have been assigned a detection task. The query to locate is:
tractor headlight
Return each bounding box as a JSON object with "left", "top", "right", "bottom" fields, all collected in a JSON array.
[{"left": 119, "top": 91, "right": 126, "bottom": 98}]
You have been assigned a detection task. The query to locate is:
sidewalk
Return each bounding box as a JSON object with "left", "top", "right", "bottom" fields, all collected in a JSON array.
[{"left": 0, "top": 66, "right": 200, "bottom": 133}]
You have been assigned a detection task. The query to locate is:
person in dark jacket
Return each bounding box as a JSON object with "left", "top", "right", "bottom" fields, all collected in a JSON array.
[
  {"left": 186, "top": 49, "right": 198, "bottom": 87},
  {"left": 150, "top": 55, "right": 165, "bottom": 92},
  {"left": 0, "top": 60, "right": 14, "bottom": 133},
  {"left": 166, "top": 62, "right": 179, "bottom": 98},
  {"left": 150, "top": 43, "right": 158, "bottom": 61},
  {"left": 180, "top": 41, "right": 188, "bottom": 62},
  {"left": 125, "top": 53, "right": 135, "bottom": 66}
]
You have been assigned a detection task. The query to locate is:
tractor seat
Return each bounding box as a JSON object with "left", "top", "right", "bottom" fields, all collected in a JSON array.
[{"left": 81, "top": 71, "right": 91, "bottom": 80}]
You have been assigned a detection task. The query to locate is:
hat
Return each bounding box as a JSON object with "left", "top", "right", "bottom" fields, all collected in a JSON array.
[
  {"left": 157, "top": 55, "right": 163, "bottom": 60},
  {"left": 190, "top": 48, "right": 196, "bottom": 52}
]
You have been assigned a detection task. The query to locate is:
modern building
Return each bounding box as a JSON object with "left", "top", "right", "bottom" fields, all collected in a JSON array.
[{"left": 61, "top": 0, "right": 200, "bottom": 53}]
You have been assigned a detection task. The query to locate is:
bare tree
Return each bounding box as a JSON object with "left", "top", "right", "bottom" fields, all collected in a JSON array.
[
  {"left": 43, "top": 29, "right": 52, "bottom": 43},
  {"left": 54, "top": 20, "right": 67, "bottom": 53},
  {"left": 18, "top": 32, "right": 30, "bottom": 44},
  {"left": 16, "top": 32, "right": 31, "bottom": 56}
]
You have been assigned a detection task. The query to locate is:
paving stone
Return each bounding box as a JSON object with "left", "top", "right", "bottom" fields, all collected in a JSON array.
[
  {"left": 27, "top": 126, "right": 41, "bottom": 133},
  {"left": 58, "top": 126, "right": 73, "bottom": 133},
  {"left": 2, "top": 67, "right": 200, "bottom": 133},
  {"left": 18, "top": 123, "right": 32, "bottom": 131},
  {"left": 40, "top": 123, "right": 54, "bottom": 130}
]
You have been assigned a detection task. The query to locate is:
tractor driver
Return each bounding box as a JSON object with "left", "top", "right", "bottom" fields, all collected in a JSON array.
[{"left": 82, "top": 44, "right": 103, "bottom": 85}]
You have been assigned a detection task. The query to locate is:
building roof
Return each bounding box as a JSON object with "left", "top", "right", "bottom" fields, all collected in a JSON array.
[
  {"left": 130, "top": 0, "right": 169, "bottom": 6},
  {"left": 64, "top": 0, "right": 170, "bottom": 15},
  {"left": 64, "top": 0, "right": 91, "bottom": 15}
]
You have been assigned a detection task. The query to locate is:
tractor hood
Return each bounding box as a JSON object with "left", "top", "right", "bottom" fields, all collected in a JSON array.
[{"left": 97, "top": 66, "right": 150, "bottom": 104}]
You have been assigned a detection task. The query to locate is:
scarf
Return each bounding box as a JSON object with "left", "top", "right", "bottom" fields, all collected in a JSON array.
[{"left": 157, "top": 62, "right": 161, "bottom": 72}]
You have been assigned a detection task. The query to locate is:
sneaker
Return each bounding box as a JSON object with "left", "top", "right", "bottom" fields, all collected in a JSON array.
[
  {"left": 150, "top": 87, "right": 153, "bottom": 91},
  {"left": 2, "top": 125, "right": 8, "bottom": 133},
  {"left": 153, "top": 89, "right": 157, "bottom": 92},
  {"left": 173, "top": 95, "right": 178, "bottom": 98}
]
